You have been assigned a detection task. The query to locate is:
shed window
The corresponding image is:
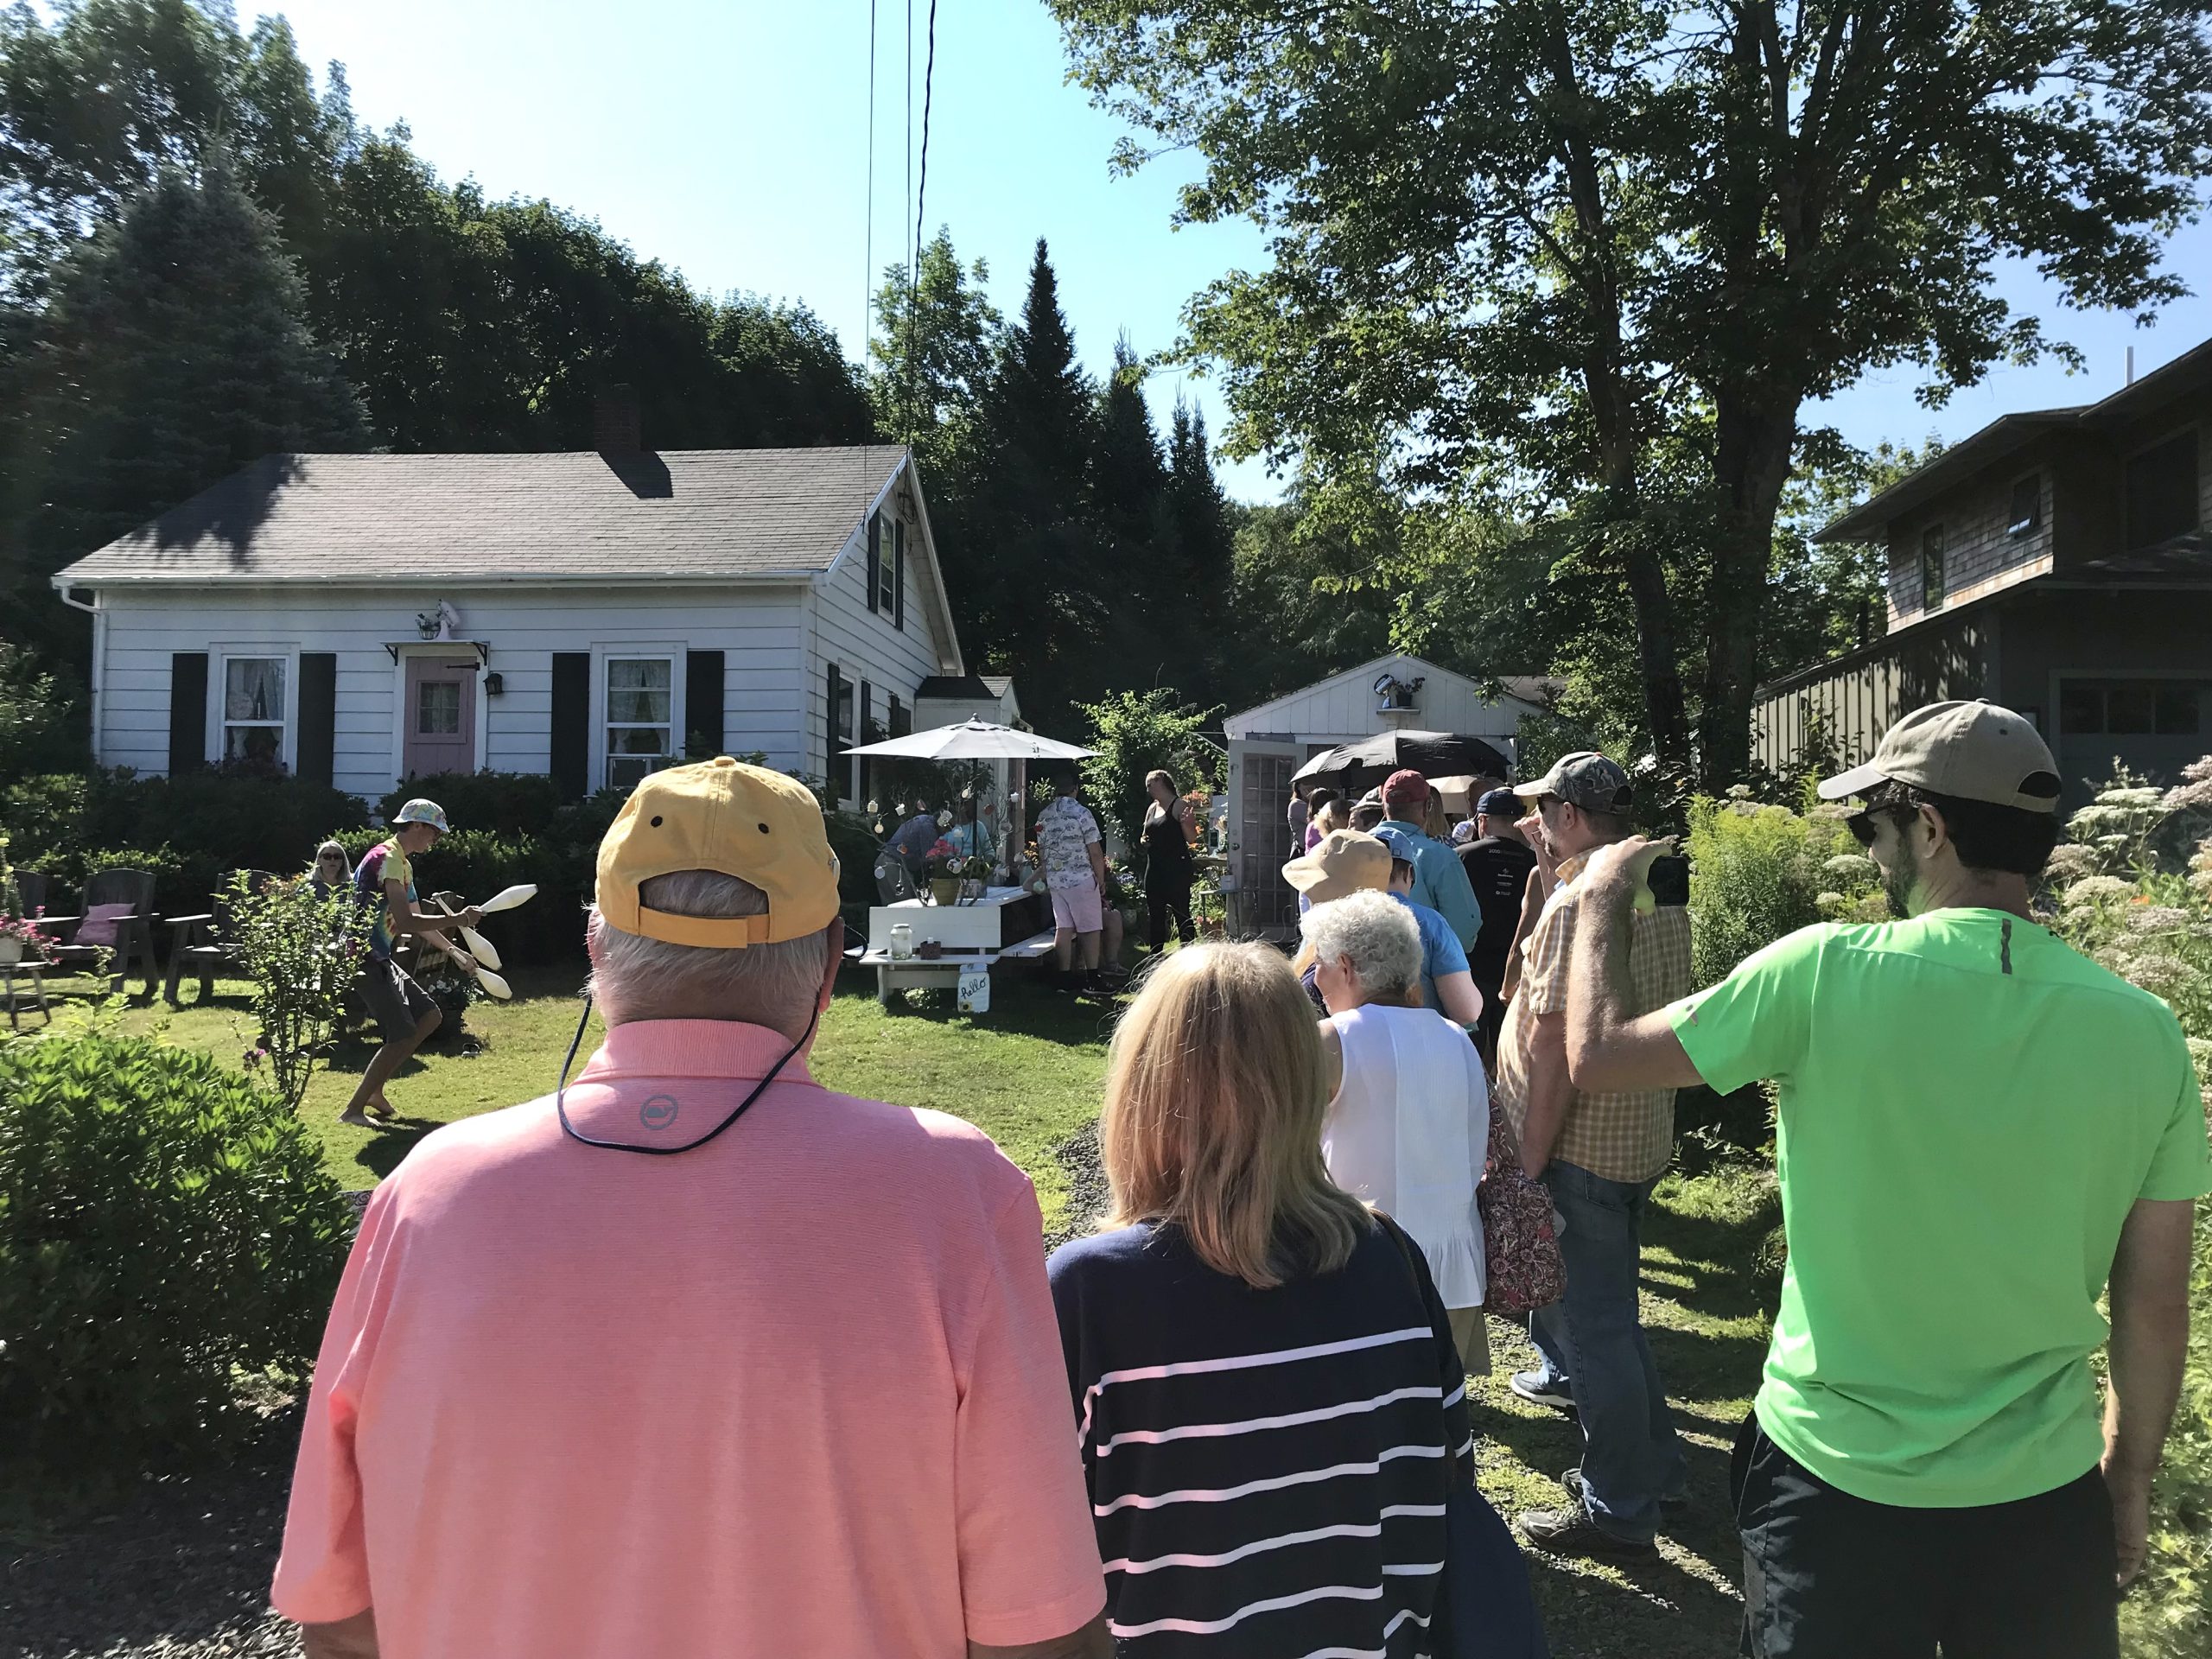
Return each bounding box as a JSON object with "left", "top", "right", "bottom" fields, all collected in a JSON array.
[
  {"left": 1919, "top": 524, "right": 1946, "bottom": 609},
  {"left": 2125, "top": 430, "right": 2201, "bottom": 550},
  {"left": 221, "top": 655, "right": 287, "bottom": 767},
  {"left": 2006, "top": 474, "right": 2041, "bottom": 538},
  {"left": 605, "top": 656, "right": 674, "bottom": 789}
]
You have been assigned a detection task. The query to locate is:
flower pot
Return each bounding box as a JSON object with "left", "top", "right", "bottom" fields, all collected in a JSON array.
[
  {"left": 0, "top": 938, "right": 20, "bottom": 965},
  {"left": 930, "top": 877, "right": 961, "bottom": 907}
]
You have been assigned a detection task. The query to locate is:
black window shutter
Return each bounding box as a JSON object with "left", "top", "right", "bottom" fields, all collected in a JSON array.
[
  {"left": 551, "top": 652, "right": 591, "bottom": 800},
  {"left": 168, "top": 652, "right": 208, "bottom": 774},
  {"left": 857, "top": 679, "right": 872, "bottom": 805},
  {"left": 684, "top": 650, "right": 724, "bottom": 759},
  {"left": 827, "top": 664, "right": 843, "bottom": 788},
  {"left": 296, "top": 652, "right": 338, "bottom": 785},
  {"left": 865, "top": 514, "right": 881, "bottom": 613},
  {"left": 893, "top": 519, "right": 906, "bottom": 632}
]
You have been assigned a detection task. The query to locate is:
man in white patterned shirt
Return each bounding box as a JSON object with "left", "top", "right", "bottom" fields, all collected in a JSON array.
[{"left": 1493, "top": 752, "right": 1694, "bottom": 1554}]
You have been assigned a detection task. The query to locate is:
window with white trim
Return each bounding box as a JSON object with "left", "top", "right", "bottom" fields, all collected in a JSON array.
[
  {"left": 605, "top": 656, "right": 675, "bottom": 789},
  {"left": 221, "top": 655, "right": 287, "bottom": 768}
]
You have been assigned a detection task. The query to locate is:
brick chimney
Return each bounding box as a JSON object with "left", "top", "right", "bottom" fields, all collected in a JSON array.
[{"left": 593, "top": 384, "right": 642, "bottom": 453}]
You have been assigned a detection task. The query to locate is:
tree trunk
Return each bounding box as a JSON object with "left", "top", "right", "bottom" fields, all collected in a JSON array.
[
  {"left": 1619, "top": 530, "right": 1694, "bottom": 782},
  {"left": 1700, "top": 392, "right": 1802, "bottom": 790}
]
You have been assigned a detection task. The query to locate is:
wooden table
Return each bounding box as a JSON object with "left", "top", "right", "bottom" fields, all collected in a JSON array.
[
  {"left": 1, "top": 956, "right": 50, "bottom": 1028},
  {"left": 859, "top": 887, "right": 1058, "bottom": 1005}
]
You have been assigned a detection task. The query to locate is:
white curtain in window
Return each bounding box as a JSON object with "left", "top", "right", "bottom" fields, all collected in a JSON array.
[
  {"left": 607, "top": 658, "right": 671, "bottom": 725},
  {"left": 226, "top": 657, "right": 284, "bottom": 721}
]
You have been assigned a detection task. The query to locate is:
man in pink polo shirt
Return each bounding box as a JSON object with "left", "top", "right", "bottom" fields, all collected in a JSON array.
[{"left": 273, "top": 758, "right": 1108, "bottom": 1659}]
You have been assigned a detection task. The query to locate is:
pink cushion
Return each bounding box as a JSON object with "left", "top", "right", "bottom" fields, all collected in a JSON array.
[{"left": 73, "top": 902, "right": 135, "bottom": 947}]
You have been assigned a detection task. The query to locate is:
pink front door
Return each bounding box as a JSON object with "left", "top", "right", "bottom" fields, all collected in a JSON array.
[{"left": 403, "top": 656, "right": 478, "bottom": 778}]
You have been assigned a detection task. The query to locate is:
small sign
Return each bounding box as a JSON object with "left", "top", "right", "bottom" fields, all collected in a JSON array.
[{"left": 957, "top": 963, "right": 991, "bottom": 1014}]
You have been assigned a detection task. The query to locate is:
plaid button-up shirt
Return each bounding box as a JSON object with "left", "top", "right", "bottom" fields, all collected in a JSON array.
[{"left": 1494, "top": 850, "right": 1694, "bottom": 1185}]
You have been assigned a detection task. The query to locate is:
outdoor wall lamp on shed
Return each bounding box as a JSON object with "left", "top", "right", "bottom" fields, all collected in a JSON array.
[{"left": 483, "top": 671, "right": 505, "bottom": 696}]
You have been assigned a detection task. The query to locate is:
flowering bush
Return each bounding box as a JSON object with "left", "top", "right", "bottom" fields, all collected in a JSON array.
[
  {"left": 1684, "top": 791, "right": 1883, "bottom": 989},
  {"left": 216, "top": 872, "right": 372, "bottom": 1112}
]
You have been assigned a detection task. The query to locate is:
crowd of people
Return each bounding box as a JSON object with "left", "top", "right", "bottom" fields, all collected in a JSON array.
[{"left": 268, "top": 700, "right": 2203, "bottom": 1659}]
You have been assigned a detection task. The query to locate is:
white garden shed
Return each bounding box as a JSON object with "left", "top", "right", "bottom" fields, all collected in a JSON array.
[
  {"left": 1222, "top": 653, "right": 1553, "bottom": 933},
  {"left": 51, "top": 433, "right": 971, "bottom": 812}
]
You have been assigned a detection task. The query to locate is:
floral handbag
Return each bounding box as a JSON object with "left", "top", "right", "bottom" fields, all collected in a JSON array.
[{"left": 1478, "top": 1109, "right": 1567, "bottom": 1316}]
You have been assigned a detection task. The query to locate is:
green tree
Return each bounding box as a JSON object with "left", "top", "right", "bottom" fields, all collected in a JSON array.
[
  {"left": 871, "top": 226, "right": 1001, "bottom": 463},
  {"left": 1092, "top": 336, "right": 1177, "bottom": 666},
  {"left": 1052, "top": 0, "right": 2212, "bottom": 788},
  {"left": 1078, "top": 687, "right": 1225, "bottom": 854},
  {"left": 19, "top": 162, "right": 366, "bottom": 634}
]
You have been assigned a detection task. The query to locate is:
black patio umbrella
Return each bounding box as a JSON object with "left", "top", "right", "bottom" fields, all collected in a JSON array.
[{"left": 1292, "top": 729, "right": 1514, "bottom": 794}]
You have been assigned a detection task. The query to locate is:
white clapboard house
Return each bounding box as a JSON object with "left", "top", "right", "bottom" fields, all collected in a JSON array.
[{"left": 50, "top": 432, "right": 970, "bottom": 810}]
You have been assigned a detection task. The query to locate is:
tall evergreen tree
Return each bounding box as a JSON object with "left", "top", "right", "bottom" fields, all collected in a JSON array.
[
  {"left": 15, "top": 162, "right": 366, "bottom": 655},
  {"left": 1167, "top": 397, "right": 1235, "bottom": 657}
]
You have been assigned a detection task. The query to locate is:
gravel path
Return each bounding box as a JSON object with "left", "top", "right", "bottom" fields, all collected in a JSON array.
[
  {"left": 3, "top": 1419, "right": 303, "bottom": 1659},
  {"left": 1041, "top": 1120, "right": 1108, "bottom": 1254}
]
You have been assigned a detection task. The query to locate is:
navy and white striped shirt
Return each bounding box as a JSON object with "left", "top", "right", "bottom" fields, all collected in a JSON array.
[{"left": 1049, "top": 1219, "right": 1473, "bottom": 1657}]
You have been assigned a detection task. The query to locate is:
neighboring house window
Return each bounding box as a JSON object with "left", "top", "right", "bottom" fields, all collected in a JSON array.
[
  {"left": 2060, "top": 680, "right": 2203, "bottom": 738},
  {"left": 2125, "top": 429, "right": 2201, "bottom": 550},
  {"left": 1919, "top": 524, "right": 1946, "bottom": 608},
  {"left": 605, "top": 656, "right": 674, "bottom": 790},
  {"left": 222, "top": 655, "right": 287, "bottom": 768},
  {"left": 2006, "top": 474, "right": 2042, "bottom": 537}
]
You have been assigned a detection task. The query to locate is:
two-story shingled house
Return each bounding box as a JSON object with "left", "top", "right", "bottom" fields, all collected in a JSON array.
[{"left": 1753, "top": 337, "right": 2212, "bottom": 800}]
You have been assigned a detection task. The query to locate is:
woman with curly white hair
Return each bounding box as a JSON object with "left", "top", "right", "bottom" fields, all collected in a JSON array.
[{"left": 1303, "top": 887, "right": 1494, "bottom": 1376}]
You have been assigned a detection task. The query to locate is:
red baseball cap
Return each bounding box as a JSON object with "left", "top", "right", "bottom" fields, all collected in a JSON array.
[{"left": 1382, "top": 769, "right": 1429, "bottom": 810}]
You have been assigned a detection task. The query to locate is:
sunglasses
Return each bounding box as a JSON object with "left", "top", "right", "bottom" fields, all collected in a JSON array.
[
  {"left": 319, "top": 852, "right": 346, "bottom": 863},
  {"left": 1845, "top": 803, "right": 1919, "bottom": 848}
]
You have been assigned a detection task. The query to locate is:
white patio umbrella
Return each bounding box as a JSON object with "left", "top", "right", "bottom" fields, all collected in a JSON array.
[
  {"left": 842, "top": 717, "right": 1096, "bottom": 761},
  {"left": 844, "top": 719, "right": 1095, "bottom": 894}
]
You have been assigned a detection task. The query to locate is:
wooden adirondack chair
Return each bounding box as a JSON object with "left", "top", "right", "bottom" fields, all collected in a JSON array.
[
  {"left": 41, "top": 868, "right": 160, "bottom": 999},
  {"left": 164, "top": 870, "right": 280, "bottom": 1006}
]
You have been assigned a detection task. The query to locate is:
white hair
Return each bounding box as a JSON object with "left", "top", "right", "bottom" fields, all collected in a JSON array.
[
  {"left": 589, "top": 869, "right": 830, "bottom": 1032},
  {"left": 1300, "top": 888, "right": 1421, "bottom": 1000}
]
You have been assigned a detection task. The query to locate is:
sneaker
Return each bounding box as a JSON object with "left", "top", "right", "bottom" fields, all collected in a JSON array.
[
  {"left": 1563, "top": 1466, "right": 1688, "bottom": 1518},
  {"left": 1509, "top": 1369, "right": 1575, "bottom": 1411},
  {"left": 1516, "top": 1499, "right": 1656, "bottom": 1556}
]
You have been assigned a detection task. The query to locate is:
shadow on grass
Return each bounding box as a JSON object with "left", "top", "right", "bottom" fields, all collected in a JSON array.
[{"left": 836, "top": 963, "right": 1126, "bottom": 1048}]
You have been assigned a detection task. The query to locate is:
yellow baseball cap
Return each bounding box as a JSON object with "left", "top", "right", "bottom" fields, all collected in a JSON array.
[{"left": 595, "top": 757, "right": 841, "bottom": 948}]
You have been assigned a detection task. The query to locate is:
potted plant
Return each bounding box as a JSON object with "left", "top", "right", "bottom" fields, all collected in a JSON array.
[
  {"left": 0, "top": 911, "right": 54, "bottom": 967},
  {"left": 924, "top": 838, "right": 976, "bottom": 906}
]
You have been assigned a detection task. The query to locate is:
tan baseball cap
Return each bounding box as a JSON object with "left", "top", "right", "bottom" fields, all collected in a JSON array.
[
  {"left": 1283, "top": 830, "right": 1392, "bottom": 905},
  {"left": 1818, "top": 701, "right": 2062, "bottom": 811},
  {"left": 595, "top": 757, "right": 842, "bottom": 947}
]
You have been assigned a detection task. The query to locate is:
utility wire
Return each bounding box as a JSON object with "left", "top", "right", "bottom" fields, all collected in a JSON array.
[
  {"left": 904, "top": 0, "right": 939, "bottom": 448},
  {"left": 861, "top": 0, "right": 877, "bottom": 512}
]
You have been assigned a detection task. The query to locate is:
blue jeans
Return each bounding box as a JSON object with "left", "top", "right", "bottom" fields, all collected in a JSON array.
[{"left": 1529, "top": 1160, "right": 1688, "bottom": 1542}]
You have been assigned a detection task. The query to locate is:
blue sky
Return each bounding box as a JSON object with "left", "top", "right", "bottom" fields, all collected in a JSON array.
[{"left": 241, "top": 0, "right": 2212, "bottom": 504}]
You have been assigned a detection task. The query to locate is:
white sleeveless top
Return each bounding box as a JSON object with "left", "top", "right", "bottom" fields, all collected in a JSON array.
[{"left": 1323, "top": 1002, "right": 1490, "bottom": 1309}]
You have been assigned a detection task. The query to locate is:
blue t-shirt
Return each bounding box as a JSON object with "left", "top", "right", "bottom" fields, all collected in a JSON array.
[
  {"left": 1048, "top": 1220, "right": 1472, "bottom": 1656},
  {"left": 1395, "top": 892, "right": 1469, "bottom": 1017}
]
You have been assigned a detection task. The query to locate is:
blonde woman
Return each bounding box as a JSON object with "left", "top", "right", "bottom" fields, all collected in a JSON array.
[
  {"left": 1048, "top": 944, "right": 1478, "bottom": 1656},
  {"left": 1304, "top": 889, "right": 1493, "bottom": 1378}
]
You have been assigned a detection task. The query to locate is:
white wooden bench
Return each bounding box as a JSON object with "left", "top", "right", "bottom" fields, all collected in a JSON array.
[{"left": 851, "top": 928, "right": 1060, "bottom": 1005}]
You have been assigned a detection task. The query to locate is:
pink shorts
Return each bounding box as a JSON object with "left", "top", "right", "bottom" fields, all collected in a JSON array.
[{"left": 1050, "top": 883, "right": 1103, "bottom": 934}]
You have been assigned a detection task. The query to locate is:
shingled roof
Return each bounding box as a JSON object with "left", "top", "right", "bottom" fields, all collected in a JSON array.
[{"left": 52, "top": 446, "right": 911, "bottom": 584}]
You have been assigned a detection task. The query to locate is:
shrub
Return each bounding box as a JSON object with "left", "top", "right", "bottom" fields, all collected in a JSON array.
[
  {"left": 221, "top": 873, "right": 373, "bottom": 1109},
  {"left": 1684, "top": 792, "right": 1874, "bottom": 989},
  {"left": 1077, "top": 689, "right": 1225, "bottom": 854},
  {"left": 0, "top": 1030, "right": 353, "bottom": 1466},
  {"left": 378, "top": 772, "right": 565, "bottom": 838}
]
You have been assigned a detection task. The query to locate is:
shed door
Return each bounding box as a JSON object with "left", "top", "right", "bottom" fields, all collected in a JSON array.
[
  {"left": 1239, "top": 747, "right": 1299, "bottom": 934},
  {"left": 404, "top": 656, "right": 478, "bottom": 779}
]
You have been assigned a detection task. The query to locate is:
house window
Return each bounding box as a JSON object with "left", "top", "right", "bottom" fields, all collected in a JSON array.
[
  {"left": 417, "top": 680, "right": 461, "bottom": 736},
  {"left": 2059, "top": 680, "right": 2204, "bottom": 737},
  {"left": 2125, "top": 429, "right": 2201, "bottom": 550},
  {"left": 605, "top": 656, "right": 674, "bottom": 789},
  {"left": 2006, "top": 474, "right": 2042, "bottom": 538},
  {"left": 1919, "top": 524, "right": 1946, "bottom": 609},
  {"left": 221, "top": 655, "right": 287, "bottom": 767}
]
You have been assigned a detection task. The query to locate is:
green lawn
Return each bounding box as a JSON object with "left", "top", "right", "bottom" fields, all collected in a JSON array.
[
  {"left": 54, "top": 957, "right": 1766, "bottom": 1654},
  {"left": 96, "top": 957, "right": 1116, "bottom": 1233}
]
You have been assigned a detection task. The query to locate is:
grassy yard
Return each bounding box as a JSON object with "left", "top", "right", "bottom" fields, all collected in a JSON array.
[{"left": 16, "top": 957, "right": 1774, "bottom": 1656}]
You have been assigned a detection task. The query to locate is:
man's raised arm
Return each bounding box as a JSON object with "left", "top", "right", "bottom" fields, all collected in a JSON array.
[{"left": 1562, "top": 838, "right": 1704, "bottom": 1095}]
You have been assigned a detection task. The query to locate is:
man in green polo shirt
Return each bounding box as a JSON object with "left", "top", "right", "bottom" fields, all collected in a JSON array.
[{"left": 1556, "top": 701, "right": 2206, "bottom": 1658}]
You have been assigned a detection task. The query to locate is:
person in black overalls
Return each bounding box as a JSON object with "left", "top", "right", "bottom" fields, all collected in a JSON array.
[{"left": 1141, "top": 768, "right": 1197, "bottom": 950}]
